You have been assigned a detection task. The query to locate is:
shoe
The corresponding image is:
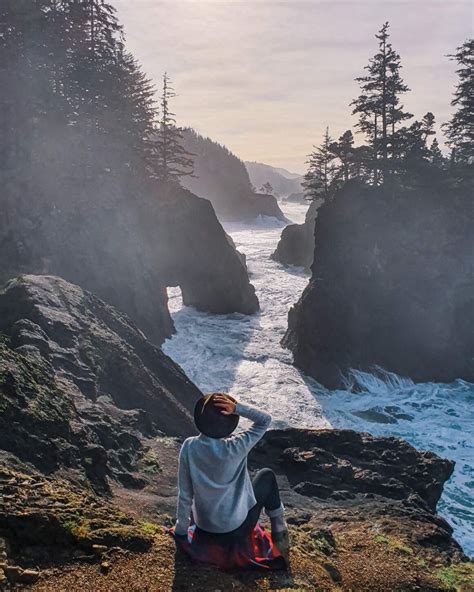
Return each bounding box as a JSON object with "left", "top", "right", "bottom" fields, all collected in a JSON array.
[{"left": 272, "top": 529, "right": 290, "bottom": 565}]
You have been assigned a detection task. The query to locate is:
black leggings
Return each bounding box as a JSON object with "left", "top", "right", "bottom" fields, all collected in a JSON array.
[
  {"left": 227, "top": 468, "right": 282, "bottom": 538},
  {"left": 195, "top": 468, "right": 282, "bottom": 541}
]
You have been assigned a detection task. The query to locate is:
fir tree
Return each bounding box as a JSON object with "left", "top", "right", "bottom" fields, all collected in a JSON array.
[
  {"left": 443, "top": 39, "right": 474, "bottom": 164},
  {"left": 154, "top": 73, "right": 194, "bottom": 184},
  {"left": 395, "top": 112, "right": 437, "bottom": 165},
  {"left": 351, "top": 22, "right": 411, "bottom": 181},
  {"left": 429, "top": 138, "right": 445, "bottom": 167},
  {"left": 330, "top": 130, "right": 355, "bottom": 182},
  {"left": 303, "top": 128, "right": 337, "bottom": 201}
]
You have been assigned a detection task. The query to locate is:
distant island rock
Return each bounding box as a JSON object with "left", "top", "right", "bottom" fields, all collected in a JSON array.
[
  {"left": 245, "top": 161, "right": 303, "bottom": 198},
  {"left": 283, "top": 180, "right": 474, "bottom": 387},
  {"left": 182, "top": 129, "right": 286, "bottom": 222}
]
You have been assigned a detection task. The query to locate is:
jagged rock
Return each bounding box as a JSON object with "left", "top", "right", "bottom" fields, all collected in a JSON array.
[
  {"left": 0, "top": 275, "right": 201, "bottom": 491},
  {"left": 92, "top": 545, "right": 108, "bottom": 556},
  {"left": 251, "top": 429, "right": 454, "bottom": 512},
  {"left": 0, "top": 183, "right": 258, "bottom": 347},
  {"left": 272, "top": 198, "right": 321, "bottom": 270},
  {"left": 283, "top": 180, "right": 474, "bottom": 386},
  {"left": 18, "top": 569, "right": 40, "bottom": 584},
  {"left": 249, "top": 428, "right": 463, "bottom": 560}
]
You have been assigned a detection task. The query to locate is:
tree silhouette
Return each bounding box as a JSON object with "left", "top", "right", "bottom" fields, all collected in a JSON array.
[
  {"left": 330, "top": 130, "right": 355, "bottom": 183},
  {"left": 154, "top": 73, "right": 194, "bottom": 184},
  {"left": 303, "top": 128, "right": 337, "bottom": 201},
  {"left": 443, "top": 39, "right": 474, "bottom": 165},
  {"left": 352, "top": 22, "right": 411, "bottom": 182}
]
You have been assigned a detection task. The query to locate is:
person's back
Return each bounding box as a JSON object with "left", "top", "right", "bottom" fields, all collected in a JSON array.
[{"left": 174, "top": 393, "right": 289, "bottom": 560}]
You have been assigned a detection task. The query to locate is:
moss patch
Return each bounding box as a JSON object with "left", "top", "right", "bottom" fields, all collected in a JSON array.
[
  {"left": 436, "top": 562, "right": 474, "bottom": 591},
  {"left": 374, "top": 533, "right": 414, "bottom": 555}
]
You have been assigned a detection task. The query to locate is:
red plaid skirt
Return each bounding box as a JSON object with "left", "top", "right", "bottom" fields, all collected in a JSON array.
[{"left": 169, "top": 522, "right": 286, "bottom": 570}]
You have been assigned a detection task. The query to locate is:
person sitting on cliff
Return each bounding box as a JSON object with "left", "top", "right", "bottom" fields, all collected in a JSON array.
[{"left": 173, "top": 393, "right": 289, "bottom": 565}]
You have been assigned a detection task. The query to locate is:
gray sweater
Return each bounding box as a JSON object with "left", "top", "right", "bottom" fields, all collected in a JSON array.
[{"left": 175, "top": 402, "right": 272, "bottom": 535}]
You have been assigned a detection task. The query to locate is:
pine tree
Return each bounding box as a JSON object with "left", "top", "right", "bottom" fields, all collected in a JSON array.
[
  {"left": 330, "top": 130, "right": 355, "bottom": 182},
  {"left": 153, "top": 73, "right": 194, "bottom": 184},
  {"left": 395, "top": 111, "right": 437, "bottom": 165},
  {"left": 303, "top": 128, "right": 337, "bottom": 201},
  {"left": 443, "top": 39, "right": 474, "bottom": 164},
  {"left": 429, "top": 138, "right": 445, "bottom": 167},
  {"left": 351, "top": 22, "right": 411, "bottom": 182}
]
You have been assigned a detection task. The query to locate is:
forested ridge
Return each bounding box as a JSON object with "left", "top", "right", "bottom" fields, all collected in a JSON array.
[{"left": 181, "top": 128, "right": 286, "bottom": 221}]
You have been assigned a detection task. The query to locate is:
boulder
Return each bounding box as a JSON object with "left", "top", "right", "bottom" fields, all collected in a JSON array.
[
  {"left": 250, "top": 429, "right": 454, "bottom": 513},
  {"left": 272, "top": 198, "right": 321, "bottom": 270},
  {"left": 0, "top": 274, "right": 201, "bottom": 491}
]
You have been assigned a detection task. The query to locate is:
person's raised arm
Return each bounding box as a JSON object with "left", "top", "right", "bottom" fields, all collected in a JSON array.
[
  {"left": 214, "top": 395, "right": 271, "bottom": 454},
  {"left": 174, "top": 442, "right": 193, "bottom": 536}
]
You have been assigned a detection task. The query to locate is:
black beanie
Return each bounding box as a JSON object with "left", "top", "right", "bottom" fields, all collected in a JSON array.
[{"left": 194, "top": 393, "right": 239, "bottom": 438}]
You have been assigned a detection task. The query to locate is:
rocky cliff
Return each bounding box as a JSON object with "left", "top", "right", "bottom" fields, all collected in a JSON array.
[
  {"left": 0, "top": 183, "right": 258, "bottom": 347},
  {"left": 272, "top": 198, "right": 321, "bottom": 271},
  {"left": 181, "top": 129, "right": 286, "bottom": 222},
  {"left": 0, "top": 275, "right": 201, "bottom": 495},
  {"left": 283, "top": 180, "right": 474, "bottom": 387}
]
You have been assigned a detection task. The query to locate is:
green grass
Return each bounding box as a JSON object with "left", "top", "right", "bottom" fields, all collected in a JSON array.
[
  {"left": 436, "top": 562, "right": 474, "bottom": 591},
  {"left": 374, "top": 534, "right": 414, "bottom": 555},
  {"left": 142, "top": 522, "right": 161, "bottom": 536}
]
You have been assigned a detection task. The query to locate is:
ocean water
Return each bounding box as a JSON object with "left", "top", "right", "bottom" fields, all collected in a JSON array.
[{"left": 163, "top": 201, "right": 474, "bottom": 557}]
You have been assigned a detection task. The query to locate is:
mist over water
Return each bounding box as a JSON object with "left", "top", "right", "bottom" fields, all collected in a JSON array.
[{"left": 163, "top": 201, "right": 474, "bottom": 557}]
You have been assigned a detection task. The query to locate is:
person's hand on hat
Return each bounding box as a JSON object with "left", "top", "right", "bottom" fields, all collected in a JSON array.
[{"left": 213, "top": 394, "right": 237, "bottom": 416}]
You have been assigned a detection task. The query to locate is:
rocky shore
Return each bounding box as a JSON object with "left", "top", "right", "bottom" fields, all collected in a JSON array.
[
  {"left": 0, "top": 274, "right": 472, "bottom": 590},
  {"left": 2, "top": 427, "right": 471, "bottom": 591}
]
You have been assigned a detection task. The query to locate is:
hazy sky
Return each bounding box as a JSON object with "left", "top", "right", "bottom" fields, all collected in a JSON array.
[{"left": 114, "top": 0, "right": 472, "bottom": 173}]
